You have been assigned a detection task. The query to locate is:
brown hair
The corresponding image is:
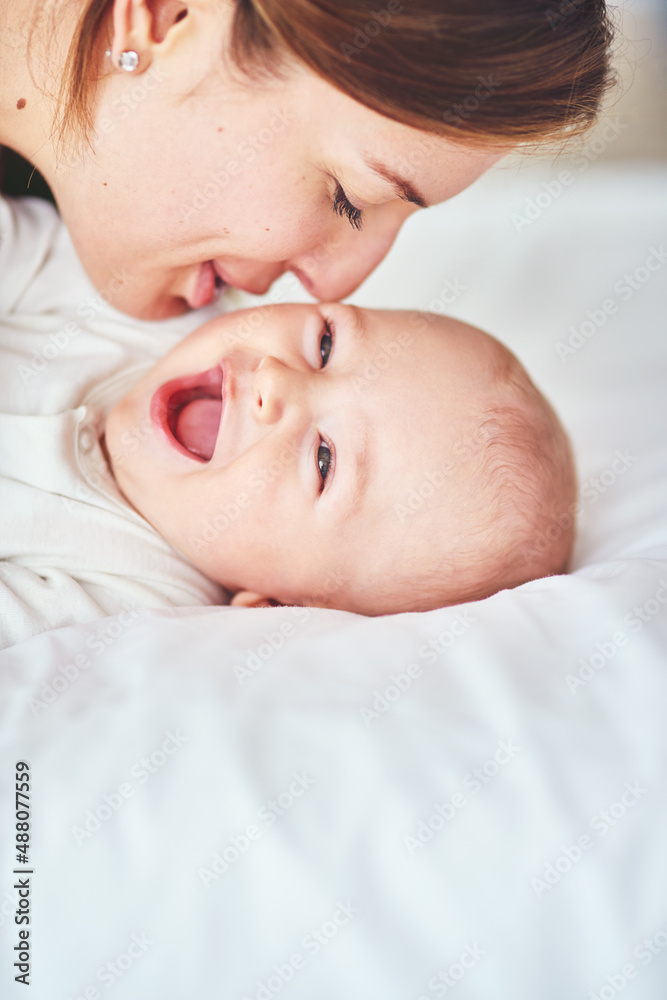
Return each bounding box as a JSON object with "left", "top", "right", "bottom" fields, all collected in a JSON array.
[{"left": 58, "top": 0, "right": 615, "bottom": 148}]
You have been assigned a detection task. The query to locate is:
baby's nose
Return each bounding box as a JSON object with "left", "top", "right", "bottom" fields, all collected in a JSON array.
[{"left": 253, "top": 356, "right": 296, "bottom": 424}]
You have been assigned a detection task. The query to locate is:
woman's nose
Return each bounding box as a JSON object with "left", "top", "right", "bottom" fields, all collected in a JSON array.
[
  {"left": 288, "top": 201, "right": 416, "bottom": 301},
  {"left": 253, "top": 356, "right": 297, "bottom": 424}
]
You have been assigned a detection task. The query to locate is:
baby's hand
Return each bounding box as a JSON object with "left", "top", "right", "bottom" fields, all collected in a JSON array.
[{"left": 230, "top": 591, "right": 279, "bottom": 609}]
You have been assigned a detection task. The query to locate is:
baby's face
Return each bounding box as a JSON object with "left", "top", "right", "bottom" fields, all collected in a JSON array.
[{"left": 105, "top": 303, "right": 498, "bottom": 612}]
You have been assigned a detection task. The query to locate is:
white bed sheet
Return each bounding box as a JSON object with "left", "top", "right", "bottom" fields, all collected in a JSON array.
[{"left": 1, "top": 164, "right": 666, "bottom": 999}]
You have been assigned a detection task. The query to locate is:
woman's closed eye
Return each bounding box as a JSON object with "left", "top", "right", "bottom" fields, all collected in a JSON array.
[{"left": 332, "top": 183, "right": 363, "bottom": 231}]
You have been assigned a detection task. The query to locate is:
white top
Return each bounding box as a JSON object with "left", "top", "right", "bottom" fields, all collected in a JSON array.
[{"left": 0, "top": 194, "right": 231, "bottom": 649}]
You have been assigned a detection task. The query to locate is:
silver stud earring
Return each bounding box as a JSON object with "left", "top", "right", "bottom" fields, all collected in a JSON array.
[{"left": 118, "top": 50, "right": 139, "bottom": 72}]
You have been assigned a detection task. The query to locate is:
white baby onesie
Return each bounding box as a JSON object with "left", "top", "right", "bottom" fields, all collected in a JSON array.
[{"left": 0, "top": 194, "right": 230, "bottom": 649}]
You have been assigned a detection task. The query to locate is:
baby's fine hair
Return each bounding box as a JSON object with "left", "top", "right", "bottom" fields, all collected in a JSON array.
[
  {"left": 392, "top": 339, "right": 577, "bottom": 612},
  {"left": 460, "top": 345, "right": 577, "bottom": 600}
]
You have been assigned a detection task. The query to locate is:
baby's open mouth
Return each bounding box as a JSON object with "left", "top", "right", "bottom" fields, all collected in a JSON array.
[{"left": 152, "top": 367, "right": 223, "bottom": 462}]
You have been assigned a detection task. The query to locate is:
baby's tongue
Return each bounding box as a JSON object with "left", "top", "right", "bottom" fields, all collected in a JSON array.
[{"left": 175, "top": 398, "right": 221, "bottom": 461}]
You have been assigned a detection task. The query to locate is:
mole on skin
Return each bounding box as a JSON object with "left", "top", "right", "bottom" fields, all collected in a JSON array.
[{"left": 16, "top": 98, "right": 26, "bottom": 109}]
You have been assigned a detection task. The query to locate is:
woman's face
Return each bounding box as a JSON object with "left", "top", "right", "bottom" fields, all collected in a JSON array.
[{"left": 46, "top": 3, "right": 505, "bottom": 319}]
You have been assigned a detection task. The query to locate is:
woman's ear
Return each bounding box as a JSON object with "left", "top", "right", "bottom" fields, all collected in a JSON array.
[
  {"left": 230, "top": 591, "right": 283, "bottom": 609},
  {"left": 109, "top": 0, "right": 153, "bottom": 69},
  {"left": 146, "top": 0, "right": 189, "bottom": 43},
  {"left": 109, "top": 0, "right": 189, "bottom": 69}
]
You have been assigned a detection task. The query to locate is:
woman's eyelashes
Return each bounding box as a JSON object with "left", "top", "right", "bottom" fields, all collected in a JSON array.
[{"left": 332, "top": 183, "right": 363, "bottom": 230}]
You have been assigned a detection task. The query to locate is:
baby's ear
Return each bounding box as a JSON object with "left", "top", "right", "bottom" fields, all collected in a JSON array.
[{"left": 230, "top": 590, "right": 282, "bottom": 609}]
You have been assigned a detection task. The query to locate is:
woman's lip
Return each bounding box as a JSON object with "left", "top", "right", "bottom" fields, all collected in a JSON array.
[
  {"left": 150, "top": 366, "right": 223, "bottom": 461},
  {"left": 290, "top": 265, "right": 314, "bottom": 294},
  {"left": 186, "top": 261, "right": 223, "bottom": 310}
]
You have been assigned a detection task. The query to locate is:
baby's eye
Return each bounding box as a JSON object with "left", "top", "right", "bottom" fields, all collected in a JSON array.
[
  {"left": 317, "top": 439, "right": 332, "bottom": 488},
  {"left": 320, "top": 320, "right": 333, "bottom": 368}
]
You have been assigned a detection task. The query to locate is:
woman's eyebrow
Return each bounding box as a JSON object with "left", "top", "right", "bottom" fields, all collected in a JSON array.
[{"left": 363, "top": 158, "right": 428, "bottom": 208}]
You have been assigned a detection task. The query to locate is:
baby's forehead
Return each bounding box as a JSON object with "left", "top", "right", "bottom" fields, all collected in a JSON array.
[
  {"left": 355, "top": 332, "right": 528, "bottom": 513},
  {"left": 384, "top": 311, "right": 502, "bottom": 377},
  {"left": 416, "top": 313, "right": 501, "bottom": 362},
  {"left": 366, "top": 314, "right": 503, "bottom": 414}
]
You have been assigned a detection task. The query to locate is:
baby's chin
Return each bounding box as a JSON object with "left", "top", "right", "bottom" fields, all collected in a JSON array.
[{"left": 102, "top": 401, "right": 149, "bottom": 506}]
